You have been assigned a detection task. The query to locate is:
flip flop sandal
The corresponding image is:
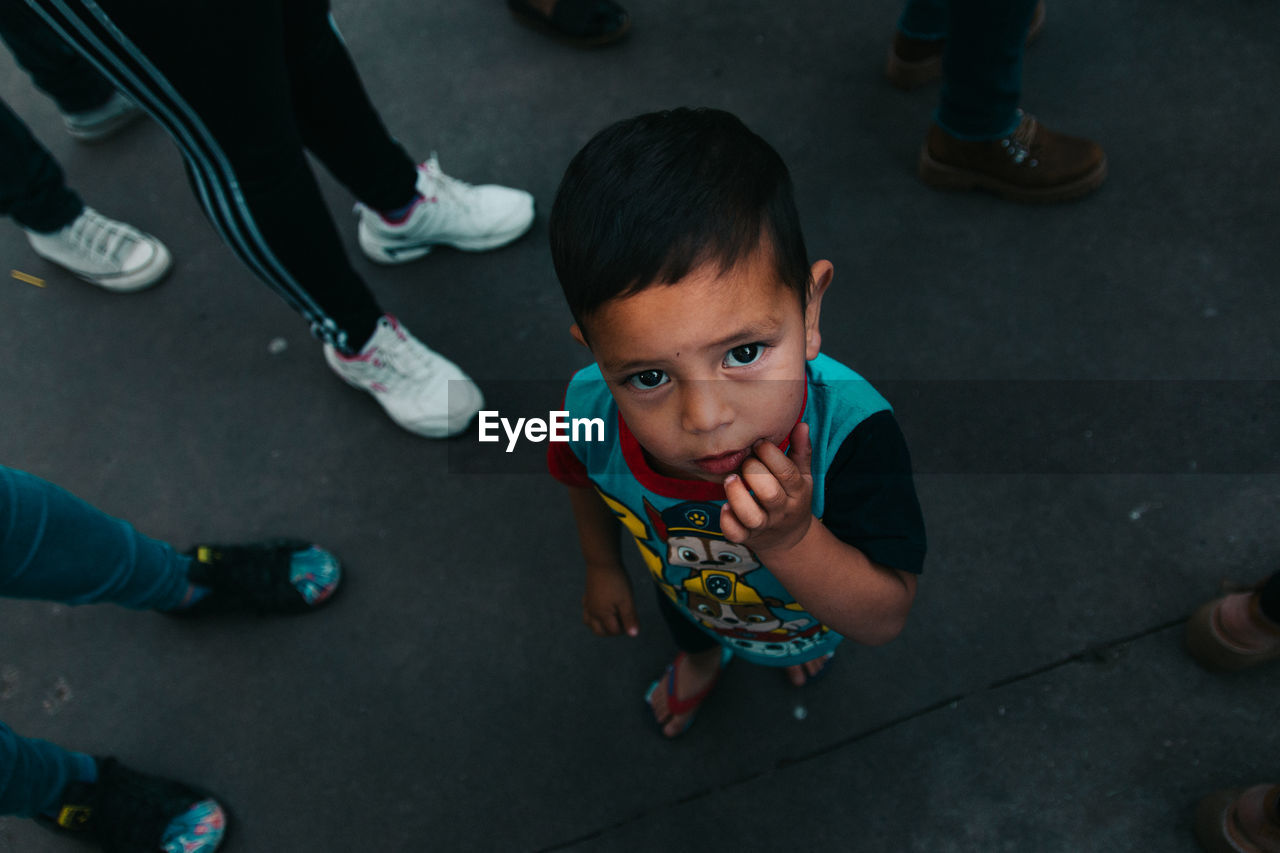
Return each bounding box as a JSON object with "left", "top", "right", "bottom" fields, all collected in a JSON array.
[
  {"left": 643, "top": 647, "right": 733, "bottom": 737},
  {"left": 507, "top": 0, "right": 632, "bottom": 47}
]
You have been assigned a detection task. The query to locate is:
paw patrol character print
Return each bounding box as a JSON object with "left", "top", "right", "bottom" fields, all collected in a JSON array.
[
  {"left": 683, "top": 570, "right": 813, "bottom": 637},
  {"left": 643, "top": 497, "right": 815, "bottom": 639},
  {"left": 642, "top": 497, "right": 759, "bottom": 577}
]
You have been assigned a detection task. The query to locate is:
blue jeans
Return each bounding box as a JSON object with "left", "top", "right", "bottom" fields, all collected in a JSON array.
[
  {"left": 897, "top": 0, "right": 1041, "bottom": 139},
  {"left": 0, "top": 465, "right": 191, "bottom": 816},
  {"left": 0, "top": 0, "right": 114, "bottom": 232}
]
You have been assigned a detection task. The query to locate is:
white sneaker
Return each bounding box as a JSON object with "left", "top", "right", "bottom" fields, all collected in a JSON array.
[
  {"left": 356, "top": 154, "right": 535, "bottom": 264},
  {"left": 61, "top": 91, "right": 143, "bottom": 142},
  {"left": 25, "top": 207, "right": 172, "bottom": 292},
  {"left": 323, "top": 314, "right": 484, "bottom": 438}
]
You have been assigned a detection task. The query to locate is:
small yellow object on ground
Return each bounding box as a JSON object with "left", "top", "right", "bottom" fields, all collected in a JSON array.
[{"left": 11, "top": 270, "right": 46, "bottom": 287}]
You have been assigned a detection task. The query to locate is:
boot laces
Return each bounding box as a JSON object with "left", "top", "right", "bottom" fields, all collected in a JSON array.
[
  {"left": 1000, "top": 111, "right": 1039, "bottom": 167},
  {"left": 418, "top": 153, "right": 475, "bottom": 211},
  {"left": 370, "top": 321, "right": 439, "bottom": 384}
]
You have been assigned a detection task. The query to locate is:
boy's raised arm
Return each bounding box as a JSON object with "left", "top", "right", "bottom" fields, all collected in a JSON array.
[{"left": 720, "top": 423, "right": 917, "bottom": 645}]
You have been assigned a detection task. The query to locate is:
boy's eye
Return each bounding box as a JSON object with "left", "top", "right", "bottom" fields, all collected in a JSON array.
[
  {"left": 724, "top": 343, "right": 764, "bottom": 367},
  {"left": 626, "top": 369, "right": 668, "bottom": 390}
]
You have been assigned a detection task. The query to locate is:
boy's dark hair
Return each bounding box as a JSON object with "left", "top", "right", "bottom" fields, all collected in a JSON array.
[{"left": 550, "top": 108, "right": 810, "bottom": 333}]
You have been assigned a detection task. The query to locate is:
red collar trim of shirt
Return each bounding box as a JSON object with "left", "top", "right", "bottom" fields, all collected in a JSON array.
[{"left": 617, "top": 380, "right": 809, "bottom": 500}]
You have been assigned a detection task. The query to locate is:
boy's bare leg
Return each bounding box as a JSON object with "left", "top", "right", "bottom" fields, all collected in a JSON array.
[
  {"left": 784, "top": 653, "right": 835, "bottom": 687},
  {"left": 650, "top": 647, "right": 726, "bottom": 738}
]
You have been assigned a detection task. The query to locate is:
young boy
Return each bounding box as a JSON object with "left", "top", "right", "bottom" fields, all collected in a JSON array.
[{"left": 546, "top": 108, "right": 926, "bottom": 738}]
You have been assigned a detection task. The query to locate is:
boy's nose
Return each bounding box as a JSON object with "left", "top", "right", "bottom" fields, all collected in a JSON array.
[{"left": 680, "top": 382, "right": 732, "bottom": 434}]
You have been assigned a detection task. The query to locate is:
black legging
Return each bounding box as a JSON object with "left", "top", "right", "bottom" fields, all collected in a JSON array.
[{"left": 23, "top": 0, "right": 415, "bottom": 353}]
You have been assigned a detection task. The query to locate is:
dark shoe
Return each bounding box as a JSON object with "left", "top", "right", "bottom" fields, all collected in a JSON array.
[
  {"left": 40, "top": 757, "right": 228, "bottom": 852},
  {"left": 175, "top": 539, "right": 342, "bottom": 616},
  {"left": 1194, "top": 784, "right": 1280, "bottom": 853},
  {"left": 918, "top": 110, "right": 1106, "bottom": 202},
  {"left": 507, "top": 0, "right": 631, "bottom": 46},
  {"left": 1186, "top": 583, "right": 1280, "bottom": 671},
  {"left": 885, "top": 0, "right": 1046, "bottom": 90}
]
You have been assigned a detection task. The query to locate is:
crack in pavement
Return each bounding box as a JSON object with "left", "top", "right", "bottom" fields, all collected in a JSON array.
[{"left": 536, "top": 617, "right": 1187, "bottom": 852}]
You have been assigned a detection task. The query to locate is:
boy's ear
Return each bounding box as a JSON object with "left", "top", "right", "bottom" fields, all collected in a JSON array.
[
  {"left": 569, "top": 323, "right": 590, "bottom": 349},
  {"left": 804, "top": 260, "right": 833, "bottom": 360}
]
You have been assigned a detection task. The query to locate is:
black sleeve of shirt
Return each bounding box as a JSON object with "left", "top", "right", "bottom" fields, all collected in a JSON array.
[{"left": 820, "top": 409, "right": 927, "bottom": 574}]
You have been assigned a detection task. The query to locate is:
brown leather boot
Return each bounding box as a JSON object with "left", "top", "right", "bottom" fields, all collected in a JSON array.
[
  {"left": 1194, "top": 784, "right": 1280, "bottom": 853},
  {"left": 885, "top": 0, "right": 1046, "bottom": 90},
  {"left": 917, "top": 110, "right": 1106, "bottom": 202}
]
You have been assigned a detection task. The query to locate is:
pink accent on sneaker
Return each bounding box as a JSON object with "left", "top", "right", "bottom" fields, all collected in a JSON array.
[
  {"left": 331, "top": 315, "right": 409, "bottom": 364},
  {"left": 378, "top": 195, "right": 425, "bottom": 226}
]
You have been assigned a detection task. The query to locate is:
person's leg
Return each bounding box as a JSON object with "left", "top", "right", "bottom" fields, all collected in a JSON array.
[
  {"left": 279, "top": 0, "right": 534, "bottom": 267},
  {"left": 24, "top": 0, "right": 510, "bottom": 436},
  {"left": 0, "top": 0, "right": 112, "bottom": 114},
  {"left": 23, "top": 0, "right": 383, "bottom": 353},
  {"left": 0, "top": 98, "right": 83, "bottom": 233},
  {"left": 0, "top": 722, "right": 96, "bottom": 818},
  {"left": 1, "top": 722, "right": 228, "bottom": 850},
  {"left": 915, "top": 0, "right": 1105, "bottom": 202},
  {"left": 279, "top": 0, "right": 416, "bottom": 214},
  {"left": 0, "top": 465, "right": 189, "bottom": 610},
  {"left": 936, "top": 0, "right": 1039, "bottom": 139},
  {"left": 896, "top": 0, "right": 948, "bottom": 40},
  {"left": 0, "top": 96, "right": 170, "bottom": 290},
  {"left": 0, "top": 464, "right": 342, "bottom": 613},
  {"left": 647, "top": 590, "right": 730, "bottom": 737}
]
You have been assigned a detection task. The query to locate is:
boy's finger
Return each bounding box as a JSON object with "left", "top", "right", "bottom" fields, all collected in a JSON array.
[
  {"left": 724, "top": 473, "right": 767, "bottom": 528},
  {"left": 619, "top": 600, "right": 640, "bottom": 637},
  {"left": 789, "top": 422, "right": 813, "bottom": 478},
  {"left": 740, "top": 456, "right": 785, "bottom": 506},
  {"left": 752, "top": 440, "right": 803, "bottom": 496},
  {"left": 719, "top": 502, "right": 751, "bottom": 543}
]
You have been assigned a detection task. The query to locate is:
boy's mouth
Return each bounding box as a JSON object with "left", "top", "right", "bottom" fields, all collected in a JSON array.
[{"left": 693, "top": 446, "right": 753, "bottom": 476}]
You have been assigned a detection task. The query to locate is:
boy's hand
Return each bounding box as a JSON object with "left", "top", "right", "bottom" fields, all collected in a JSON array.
[
  {"left": 582, "top": 564, "right": 639, "bottom": 637},
  {"left": 721, "top": 421, "right": 815, "bottom": 556}
]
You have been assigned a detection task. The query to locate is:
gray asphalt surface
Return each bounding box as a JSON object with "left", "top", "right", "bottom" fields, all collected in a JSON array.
[{"left": 1, "top": 0, "right": 1278, "bottom": 850}]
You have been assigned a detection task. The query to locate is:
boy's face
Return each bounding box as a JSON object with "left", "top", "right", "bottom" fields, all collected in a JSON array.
[{"left": 574, "top": 246, "right": 831, "bottom": 483}]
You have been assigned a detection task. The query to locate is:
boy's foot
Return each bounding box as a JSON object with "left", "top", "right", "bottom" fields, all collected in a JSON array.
[
  {"left": 25, "top": 207, "right": 172, "bottom": 291},
  {"left": 61, "top": 91, "right": 144, "bottom": 142},
  {"left": 1193, "top": 784, "right": 1280, "bottom": 853},
  {"left": 917, "top": 110, "right": 1107, "bottom": 203},
  {"left": 172, "top": 539, "right": 342, "bottom": 616},
  {"left": 1185, "top": 584, "right": 1280, "bottom": 671},
  {"left": 784, "top": 652, "right": 835, "bottom": 686},
  {"left": 644, "top": 647, "right": 732, "bottom": 738},
  {"left": 323, "top": 314, "right": 484, "bottom": 438},
  {"left": 507, "top": 0, "right": 632, "bottom": 47},
  {"left": 41, "top": 757, "right": 227, "bottom": 853},
  {"left": 356, "top": 154, "right": 535, "bottom": 264},
  {"left": 885, "top": 0, "right": 1046, "bottom": 90}
]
